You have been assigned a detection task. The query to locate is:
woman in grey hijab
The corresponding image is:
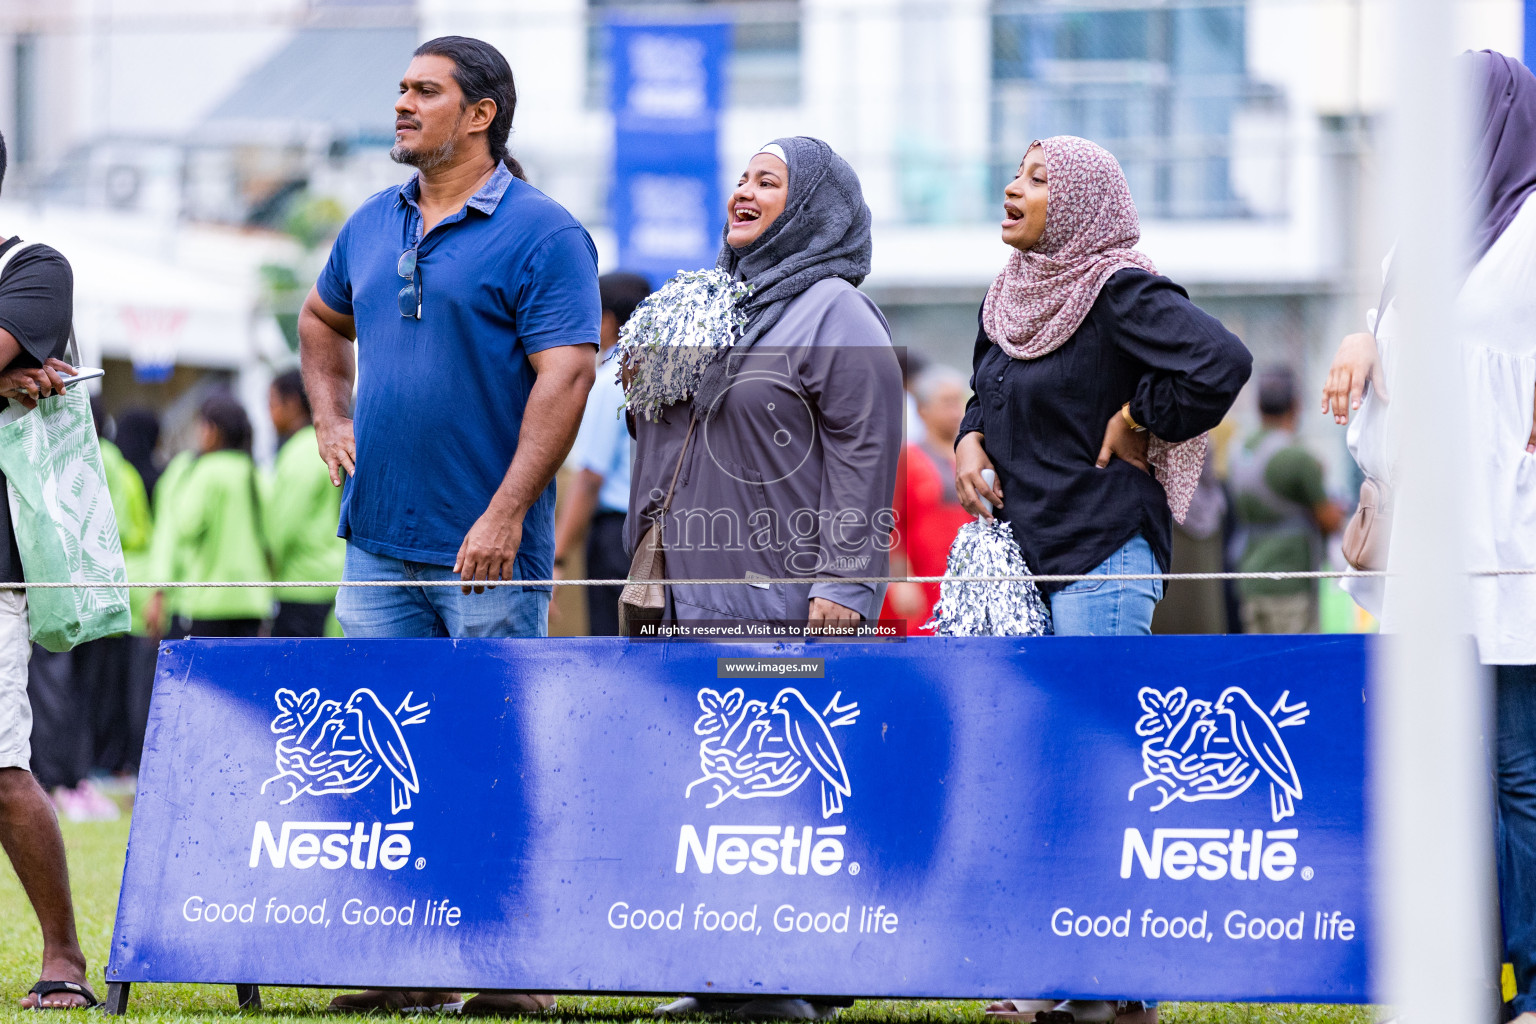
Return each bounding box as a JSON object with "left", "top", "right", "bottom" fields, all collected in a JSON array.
[{"left": 624, "top": 137, "right": 903, "bottom": 637}]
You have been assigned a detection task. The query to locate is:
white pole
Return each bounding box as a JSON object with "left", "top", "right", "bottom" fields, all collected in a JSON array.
[{"left": 1374, "top": 2, "right": 1496, "bottom": 1021}]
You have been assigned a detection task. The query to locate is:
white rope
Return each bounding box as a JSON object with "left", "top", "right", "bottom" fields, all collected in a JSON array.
[{"left": 3, "top": 567, "right": 1535, "bottom": 589}]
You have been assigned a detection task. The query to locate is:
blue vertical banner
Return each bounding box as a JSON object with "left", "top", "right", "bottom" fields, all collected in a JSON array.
[
  {"left": 1527, "top": 0, "right": 1535, "bottom": 70},
  {"left": 608, "top": 21, "right": 730, "bottom": 286}
]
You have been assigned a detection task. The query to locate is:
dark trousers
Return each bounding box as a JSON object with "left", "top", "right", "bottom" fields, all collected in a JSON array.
[
  {"left": 271, "top": 602, "right": 332, "bottom": 638},
  {"left": 184, "top": 619, "right": 262, "bottom": 638},
  {"left": 26, "top": 644, "right": 85, "bottom": 791},
  {"left": 124, "top": 636, "right": 157, "bottom": 772},
  {"left": 1498, "top": 664, "right": 1536, "bottom": 1015},
  {"left": 74, "top": 634, "right": 132, "bottom": 774},
  {"left": 586, "top": 511, "right": 627, "bottom": 637}
]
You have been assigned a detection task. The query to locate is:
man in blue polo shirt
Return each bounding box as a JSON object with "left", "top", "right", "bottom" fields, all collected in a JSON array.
[{"left": 299, "top": 35, "right": 598, "bottom": 656}]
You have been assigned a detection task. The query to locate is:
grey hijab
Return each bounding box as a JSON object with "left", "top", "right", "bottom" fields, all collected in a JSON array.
[{"left": 694, "top": 136, "right": 873, "bottom": 414}]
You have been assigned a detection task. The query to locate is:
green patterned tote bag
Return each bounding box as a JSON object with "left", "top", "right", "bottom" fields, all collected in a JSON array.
[{"left": 0, "top": 386, "right": 131, "bottom": 651}]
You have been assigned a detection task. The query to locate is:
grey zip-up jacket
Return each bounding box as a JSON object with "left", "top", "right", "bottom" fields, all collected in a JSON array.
[{"left": 626, "top": 278, "right": 903, "bottom": 623}]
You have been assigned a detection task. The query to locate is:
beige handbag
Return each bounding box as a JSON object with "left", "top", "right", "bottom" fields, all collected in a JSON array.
[
  {"left": 1341, "top": 278, "right": 1397, "bottom": 573},
  {"left": 618, "top": 415, "right": 697, "bottom": 634},
  {"left": 1342, "top": 475, "right": 1392, "bottom": 571}
]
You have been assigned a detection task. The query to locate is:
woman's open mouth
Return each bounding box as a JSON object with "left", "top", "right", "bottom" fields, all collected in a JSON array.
[
  {"left": 732, "top": 207, "right": 761, "bottom": 225},
  {"left": 1001, "top": 202, "right": 1024, "bottom": 227}
]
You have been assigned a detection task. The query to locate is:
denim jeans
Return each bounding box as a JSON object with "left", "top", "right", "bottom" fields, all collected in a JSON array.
[
  {"left": 335, "top": 544, "right": 550, "bottom": 639},
  {"left": 1498, "top": 664, "right": 1536, "bottom": 1015},
  {"left": 1047, "top": 533, "right": 1164, "bottom": 637}
]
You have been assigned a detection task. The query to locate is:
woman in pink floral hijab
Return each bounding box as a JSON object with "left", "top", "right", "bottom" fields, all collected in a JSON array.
[
  {"left": 958, "top": 138, "right": 1249, "bottom": 1023},
  {"left": 955, "top": 137, "right": 1249, "bottom": 638}
]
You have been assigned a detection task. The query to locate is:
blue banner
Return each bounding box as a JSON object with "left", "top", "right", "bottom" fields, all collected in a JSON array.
[
  {"left": 608, "top": 22, "right": 729, "bottom": 286},
  {"left": 108, "top": 636, "right": 1372, "bottom": 1002},
  {"left": 1527, "top": 0, "right": 1536, "bottom": 70}
]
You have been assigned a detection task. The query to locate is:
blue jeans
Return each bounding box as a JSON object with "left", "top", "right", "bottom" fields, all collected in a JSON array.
[
  {"left": 1499, "top": 664, "right": 1536, "bottom": 1014},
  {"left": 335, "top": 544, "right": 550, "bottom": 639},
  {"left": 1048, "top": 534, "right": 1164, "bottom": 637}
]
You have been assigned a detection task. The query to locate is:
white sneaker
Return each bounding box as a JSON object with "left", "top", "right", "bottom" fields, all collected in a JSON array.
[{"left": 655, "top": 996, "right": 720, "bottom": 1017}]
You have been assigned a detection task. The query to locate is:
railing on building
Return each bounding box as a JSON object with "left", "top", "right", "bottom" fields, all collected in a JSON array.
[{"left": 991, "top": 0, "right": 1289, "bottom": 221}]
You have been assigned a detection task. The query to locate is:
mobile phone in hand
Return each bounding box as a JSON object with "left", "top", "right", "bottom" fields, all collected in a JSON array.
[{"left": 58, "top": 367, "right": 105, "bottom": 387}]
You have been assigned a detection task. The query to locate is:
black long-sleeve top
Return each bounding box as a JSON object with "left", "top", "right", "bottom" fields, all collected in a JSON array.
[{"left": 957, "top": 268, "right": 1252, "bottom": 594}]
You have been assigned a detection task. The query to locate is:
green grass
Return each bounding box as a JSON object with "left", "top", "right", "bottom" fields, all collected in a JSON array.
[{"left": 0, "top": 810, "right": 1378, "bottom": 1022}]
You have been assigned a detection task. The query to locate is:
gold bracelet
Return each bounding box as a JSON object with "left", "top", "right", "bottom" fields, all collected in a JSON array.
[{"left": 1120, "top": 402, "right": 1145, "bottom": 432}]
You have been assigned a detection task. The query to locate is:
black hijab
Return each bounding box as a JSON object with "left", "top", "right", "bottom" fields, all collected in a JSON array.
[
  {"left": 694, "top": 136, "right": 872, "bottom": 414},
  {"left": 1469, "top": 50, "right": 1536, "bottom": 262}
]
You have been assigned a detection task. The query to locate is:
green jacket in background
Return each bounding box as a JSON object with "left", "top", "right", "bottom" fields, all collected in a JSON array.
[
  {"left": 1232, "top": 428, "right": 1328, "bottom": 598},
  {"left": 152, "top": 449, "right": 272, "bottom": 621},
  {"left": 149, "top": 450, "right": 195, "bottom": 622},
  {"left": 100, "top": 439, "right": 153, "bottom": 635},
  {"left": 263, "top": 425, "right": 344, "bottom": 604}
]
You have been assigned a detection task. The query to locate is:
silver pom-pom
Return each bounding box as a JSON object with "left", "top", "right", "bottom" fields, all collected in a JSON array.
[
  {"left": 617, "top": 269, "right": 751, "bottom": 421},
  {"left": 925, "top": 517, "right": 1052, "bottom": 637}
]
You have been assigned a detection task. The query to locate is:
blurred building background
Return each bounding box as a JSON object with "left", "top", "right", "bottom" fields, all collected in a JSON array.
[{"left": 0, "top": 0, "right": 1524, "bottom": 474}]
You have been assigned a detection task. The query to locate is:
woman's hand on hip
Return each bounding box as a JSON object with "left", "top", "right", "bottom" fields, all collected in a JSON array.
[
  {"left": 1322, "top": 331, "right": 1387, "bottom": 425},
  {"left": 955, "top": 432, "right": 1002, "bottom": 520},
  {"left": 1097, "top": 409, "right": 1149, "bottom": 473}
]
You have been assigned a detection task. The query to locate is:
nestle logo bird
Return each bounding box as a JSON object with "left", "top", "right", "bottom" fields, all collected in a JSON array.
[
  {"left": 687, "top": 687, "right": 859, "bottom": 818},
  {"left": 261, "top": 687, "right": 430, "bottom": 814},
  {"left": 1129, "top": 685, "right": 1309, "bottom": 823}
]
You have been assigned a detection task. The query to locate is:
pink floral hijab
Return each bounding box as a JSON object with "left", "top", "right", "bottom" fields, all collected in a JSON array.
[{"left": 981, "top": 135, "right": 1207, "bottom": 524}]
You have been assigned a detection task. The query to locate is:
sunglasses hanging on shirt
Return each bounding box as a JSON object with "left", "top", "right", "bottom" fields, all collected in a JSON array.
[{"left": 398, "top": 248, "right": 421, "bottom": 319}]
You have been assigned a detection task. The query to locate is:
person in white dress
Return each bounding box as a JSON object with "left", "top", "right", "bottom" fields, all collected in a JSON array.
[{"left": 1322, "top": 48, "right": 1536, "bottom": 1022}]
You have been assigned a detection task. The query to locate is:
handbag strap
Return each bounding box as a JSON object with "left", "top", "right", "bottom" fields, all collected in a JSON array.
[{"left": 657, "top": 414, "right": 698, "bottom": 518}]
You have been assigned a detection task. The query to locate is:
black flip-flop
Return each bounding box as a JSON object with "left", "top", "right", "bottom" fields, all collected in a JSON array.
[{"left": 25, "top": 980, "right": 98, "bottom": 1010}]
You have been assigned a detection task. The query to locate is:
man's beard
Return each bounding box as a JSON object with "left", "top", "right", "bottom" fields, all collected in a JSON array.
[{"left": 391, "top": 134, "right": 457, "bottom": 171}]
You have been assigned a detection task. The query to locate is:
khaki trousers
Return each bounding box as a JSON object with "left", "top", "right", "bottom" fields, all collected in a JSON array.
[{"left": 1240, "top": 591, "right": 1319, "bottom": 635}]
